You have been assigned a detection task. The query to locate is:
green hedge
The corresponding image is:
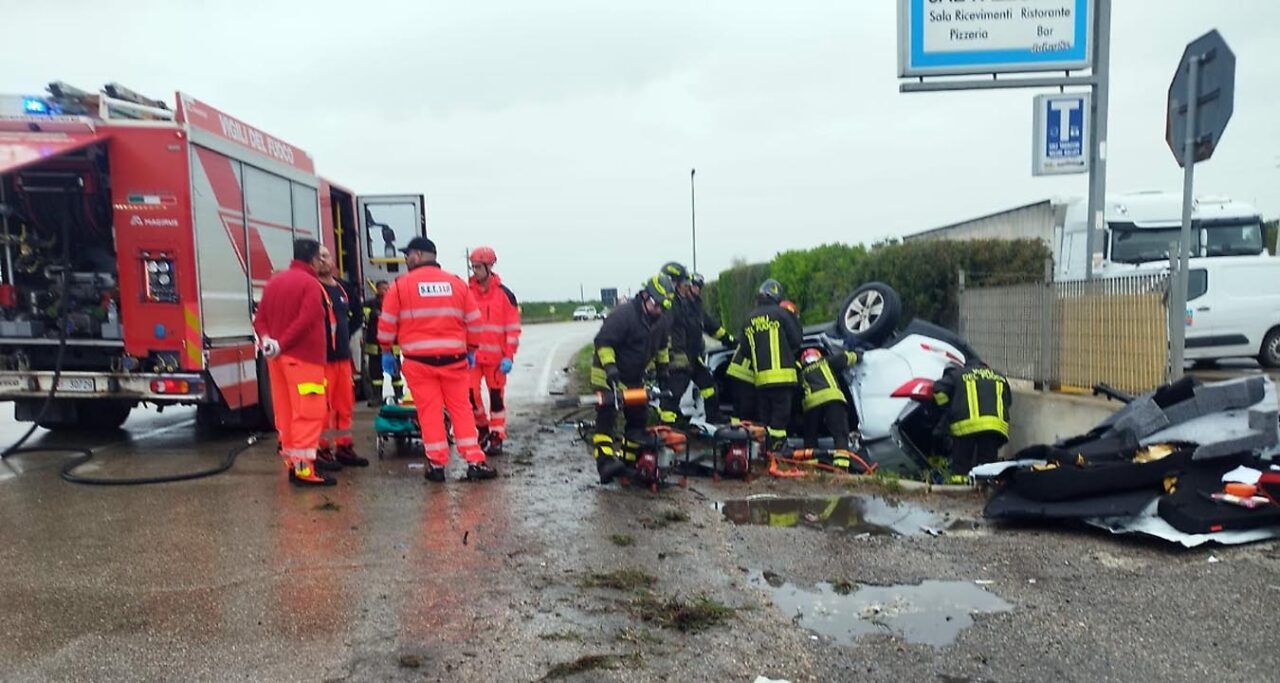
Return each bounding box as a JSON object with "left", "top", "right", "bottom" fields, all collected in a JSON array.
[{"left": 707, "top": 239, "right": 1049, "bottom": 334}]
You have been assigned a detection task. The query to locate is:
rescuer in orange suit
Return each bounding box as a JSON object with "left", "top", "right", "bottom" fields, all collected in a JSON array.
[
  {"left": 466, "top": 245, "right": 521, "bottom": 456},
  {"left": 252, "top": 238, "right": 335, "bottom": 487},
  {"left": 377, "top": 236, "right": 499, "bottom": 482},
  {"left": 315, "top": 248, "right": 370, "bottom": 471}
]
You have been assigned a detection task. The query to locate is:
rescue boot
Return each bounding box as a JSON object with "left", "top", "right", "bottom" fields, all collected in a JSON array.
[
  {"left": 289, "top": 463, "right": 337, "bottom": 487},
  {"left": 483, "top": 434, "right": 505, "bottom": 457},
  {"left": 425, "top": 465, "right": 447, "bottom": 482},
  {"left": 465, "top": 461, "right": 499, "bottom": 481},
  {"left": 596, "top": 454, "right": 627, "bottom": 484},
  {"left": 334, "top": 444, "right": 369, "bottom": 467},
  {"left": 315, "top": 447, "right": 343, "bottom": 472}
]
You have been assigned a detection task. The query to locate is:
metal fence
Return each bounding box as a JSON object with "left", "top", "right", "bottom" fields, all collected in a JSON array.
[{"left": 959, "top": 268, "right": 1170, "bottom": 395}]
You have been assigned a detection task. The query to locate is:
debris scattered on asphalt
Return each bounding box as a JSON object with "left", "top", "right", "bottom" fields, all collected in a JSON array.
[
  {"left": 1208, "top": 555, "right": 1221, "bottom": 564},
  {"left": 398, "top": 654, "right": 422, "bottom": 669},
  {"left": 629, "top": 593, "right": 735, "bottom": 633},
  {"left": 538, "top": 630, "right": 584, "bottom": 643},
  {"left": 609, "top": 533, "right": 635, "bottom": 547},
  {"left": 542, "top": 654, "right": 637, "bottom": 680},
  {"left": 407, "top": 462, "right": 425, "bottom": 470},
  {"left": 312, "top": 498, "right": 341, "bottom": 512},
  {"left": 580, "top": 569, "right": 657, "bottom": 592},
  {"left": 722, "top": 494, "right": 954, "bottom": 537}
]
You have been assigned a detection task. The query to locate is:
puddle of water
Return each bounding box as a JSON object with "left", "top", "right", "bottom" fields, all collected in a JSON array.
[
  {"left": 750, "top": 571, "right": 1011, "bottom": 647},
  {"left": 720, "top": 494, "right": 954, "bottom": 536}
]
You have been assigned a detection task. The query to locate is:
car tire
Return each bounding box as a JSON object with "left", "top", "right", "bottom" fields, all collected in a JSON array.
[
  {"left": 1260, "top": 327, "right": 1280, "bottom": 369},
  {"left": 835, "top": 282, "right": 901, "bottom": 347}
]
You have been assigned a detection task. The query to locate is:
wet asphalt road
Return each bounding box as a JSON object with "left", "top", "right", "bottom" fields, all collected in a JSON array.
[{"left": 3, "top": 319, "right": 1280, "bottom": 682}]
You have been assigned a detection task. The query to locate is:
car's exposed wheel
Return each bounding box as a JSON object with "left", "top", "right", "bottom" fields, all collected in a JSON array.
[
  {"left": 835, "top": 282, "right": 902, "bottom": 347},
  {"left": 1260, "top": 327, "right": 1280, "bottom": 369}
]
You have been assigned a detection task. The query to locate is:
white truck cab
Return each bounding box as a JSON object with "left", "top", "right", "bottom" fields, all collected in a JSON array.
[{"left": 1055, "top": 191, "right": 1280, "bottom": 367}]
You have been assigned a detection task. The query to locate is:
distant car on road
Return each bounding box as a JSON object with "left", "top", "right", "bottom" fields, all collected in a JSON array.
[{"left": 572, "top": 305, "right": 598, "bottom": 321}]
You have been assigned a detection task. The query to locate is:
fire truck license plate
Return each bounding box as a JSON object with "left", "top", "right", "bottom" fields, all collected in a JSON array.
[{"left": 55, "top": 378, "right": 96, "bottom": 392}]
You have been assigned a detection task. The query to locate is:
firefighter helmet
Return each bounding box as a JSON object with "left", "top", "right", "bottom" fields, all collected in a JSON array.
[
  {"left": 469, "top": 246, "right": 497, "bottom": 266},
  {"left": 800, "top": 347, "right": 823, "bottom": 365},
  {"left": 758, "top": 279, "right": 784, "bottom": 302},
  {"left": 780, "top": 299, "right": 798, "bottom": 315},
  {"left": 660, "top": 261, "right": 689, "bottom": 283},
  {"left": 690, "top": 272, "right": 706, "bottom": 288},
  {"left": 644, "top": 273, "right": 675, "bottom": 310}
]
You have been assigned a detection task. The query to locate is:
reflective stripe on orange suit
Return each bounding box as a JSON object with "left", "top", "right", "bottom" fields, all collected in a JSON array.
[
  {"left": 268, "top": 355, "right": 327, "bottom": 465},
  {"left": 468, "top": 273, "right": 519, "bottom": 438},
  {"left": 377, "top": 263, "right": 485, "bottom": 466},
  {"left": 403, "top": 358, "right": 485, "bottom": 466}
]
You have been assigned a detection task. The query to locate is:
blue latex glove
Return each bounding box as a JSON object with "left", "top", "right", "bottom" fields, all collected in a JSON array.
[
  {"left": 381, "top": 352, "right": 397, "bottom": 376},
  {"left": 499, "top": 357, "right": 513, "bottom": 374},
  {"left": 467, "top": 351, "right": 476, "bottom": 368}
]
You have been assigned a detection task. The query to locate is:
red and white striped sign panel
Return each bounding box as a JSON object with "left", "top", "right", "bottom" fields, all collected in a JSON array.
[{"left": 175, "top": 92, "right": 315, "bottom": 175}]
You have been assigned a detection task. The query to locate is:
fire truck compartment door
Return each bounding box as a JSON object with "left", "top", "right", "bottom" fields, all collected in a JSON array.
[
  {"left": 357, "top": 194, "right": 425, "bottom": 282},
  {"left": 0, "top": 130, "right": 109, "bottom": 176}
]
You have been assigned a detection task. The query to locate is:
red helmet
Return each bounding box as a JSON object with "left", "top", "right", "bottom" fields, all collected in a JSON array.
[
  {"left": 800, "top": 348, "right": 823, "bottom": 365},
  {"left": 469, "top": 246, "right": 497, "bottom": 266}
]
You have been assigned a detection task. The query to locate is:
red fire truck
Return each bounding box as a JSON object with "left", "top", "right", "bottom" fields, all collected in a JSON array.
[{"left": 0, "top": 83, "right": 426, "bottom": 430}]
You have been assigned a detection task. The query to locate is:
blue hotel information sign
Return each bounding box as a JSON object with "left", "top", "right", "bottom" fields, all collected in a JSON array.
[{"left": 898, "top": 0, "right": 1093, "bottom": 77}]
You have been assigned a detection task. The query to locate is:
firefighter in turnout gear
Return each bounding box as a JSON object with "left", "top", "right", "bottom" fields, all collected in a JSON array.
[
  {"left": 724, "top": 344, "right": 757, "bottom": 424},
  {"left": 741, "top": 279, "right": 802, "bottom": 454},
  {"left": 656, "top": 261, "right": 691, "bottom": 425},
  {"left": 931, "top": 361, "right": 1011, "bottom": 475},
  {"left": 799, "top": 347, "right": 859, "bottom": 451},
  {"left": 376, "top": 237, "right": 498, "bottom": 482},
  {"left": 467, "top": 246, "right": 521, "bottom": 456},
  {"left": 362, "top": 280, "right": 403, "bottom": 405},
  {"left": 685, "top": 272, "right": 732, "bottom": 423},
  {"left": 590, "top": 274, "right": 673, "bottom": 484}
]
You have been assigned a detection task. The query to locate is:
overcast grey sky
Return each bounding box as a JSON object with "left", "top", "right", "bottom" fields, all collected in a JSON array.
[{"left": 4, "top": 1, "right": 1277, "bottom": 300}]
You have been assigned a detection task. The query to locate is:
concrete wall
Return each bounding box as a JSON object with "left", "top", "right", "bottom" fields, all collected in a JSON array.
[
  {"left": 905, "top": 199, "right": 1065, "bottom": 246},
  {"left": 1005, "top": 387, "right": 1120, "bottom": 455}
]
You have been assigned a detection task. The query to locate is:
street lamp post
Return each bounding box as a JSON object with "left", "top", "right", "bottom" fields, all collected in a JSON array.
[{"left": 690, "top": 168, "right": 697, "bottom": 274}]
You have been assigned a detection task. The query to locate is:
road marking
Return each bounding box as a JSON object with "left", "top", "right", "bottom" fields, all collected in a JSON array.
[{"left": 535, "top": 337, "right": 569, "bottom": 401}]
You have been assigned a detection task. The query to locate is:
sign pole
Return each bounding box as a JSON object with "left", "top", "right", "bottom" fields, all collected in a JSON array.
[
  {"left": 1169, "top": 55, "right": 1201, "bottom": 380},
  {"left": 1084, "top": 0, "right": 1111, "bottom": 281},
  {"left": 690, "top": 168, "right": 697, "bottom": 274}
]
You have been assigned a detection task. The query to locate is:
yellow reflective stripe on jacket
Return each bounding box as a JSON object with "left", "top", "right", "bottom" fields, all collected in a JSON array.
[
  {"left": 297, "top": 382, "right": 326, "bottom": 396},
  {"left": 769, "top": 327, "right": 781, "bottom": 376},
  {"left": 995, "top": 381, "right": 1005, "bottom": 421},
  {"left": 656, "top": 346, "right": 670, "bottom": 364},
  {"left": 801, "top": 362, "right": 846, "bottom": 411},
  {"left": 950, "top": 415, "right": 1009, "bottom": 437},
  {"left": 726, "top": 358, "right": 755, "bottom": 382},
  {"left": 755, "top": 367, "right": 797, "bottom": 386},
  {"left": 934, "top": 392, "right": 950, "bottom": 406},
  {"left": 699, "top": 386, "right": 716, "bottom": 399},
  {"left": 597, "top": 345, "right": 617, "bottom": 366},
  {"left": 670, "top": 351, "right": 690, "bottom": 369},
  {"left": 965, "top": 375, "right": 980, "bottom": 423}
]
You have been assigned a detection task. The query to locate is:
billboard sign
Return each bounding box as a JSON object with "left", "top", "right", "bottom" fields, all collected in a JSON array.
[
  {"left": 1033, "top": 92, "right": 1090, "bottom": 175},
  {"left": 898, "top": 0, "right": 1093, "bottom": 77}
]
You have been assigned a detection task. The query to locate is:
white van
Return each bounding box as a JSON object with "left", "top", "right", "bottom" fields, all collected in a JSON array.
[{"left": 1055, "top": 191, "right": 1280, "bottom": 367}]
